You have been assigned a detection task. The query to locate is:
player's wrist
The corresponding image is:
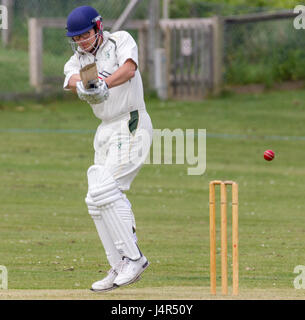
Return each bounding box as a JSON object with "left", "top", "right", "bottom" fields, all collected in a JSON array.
[{"left": 104, "top": 79, "right": 110, "bottom": 89}]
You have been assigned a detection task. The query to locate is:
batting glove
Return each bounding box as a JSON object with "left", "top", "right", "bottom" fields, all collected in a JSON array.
[{"left": 76, "top": 79, "right": 109, "bottom": 105}]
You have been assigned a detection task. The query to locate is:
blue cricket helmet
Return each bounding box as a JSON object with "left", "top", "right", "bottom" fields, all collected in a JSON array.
[{"left": 66, "top": 6, "right": 101, "bottom": 37}]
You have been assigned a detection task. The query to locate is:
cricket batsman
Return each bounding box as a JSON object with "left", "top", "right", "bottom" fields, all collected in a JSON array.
[{"left": 63, "top": 6, "right": 153, "bottom": 292}]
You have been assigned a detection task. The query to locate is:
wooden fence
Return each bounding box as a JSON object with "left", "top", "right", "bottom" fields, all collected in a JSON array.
[
  {"left": 14, "top": 9, "right": 302, "bottom": 98},
  {"left": 28, "top": 18, "right": 149, "bottom": 92},
  {"left": 29, "top": 17, "right": 223, "bottom": 99},
  {"left": 160, "top": 18, "right": 222, "bottom": 99}
]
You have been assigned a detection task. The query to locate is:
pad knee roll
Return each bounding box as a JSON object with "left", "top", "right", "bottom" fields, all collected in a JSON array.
[{"left": 87, "top": 165, "right": 122, "bottom": 206}]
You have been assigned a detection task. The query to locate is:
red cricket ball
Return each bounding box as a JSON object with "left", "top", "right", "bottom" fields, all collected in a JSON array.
[{"left": 264, "top": 149, "right": 275, "bottom": 161}]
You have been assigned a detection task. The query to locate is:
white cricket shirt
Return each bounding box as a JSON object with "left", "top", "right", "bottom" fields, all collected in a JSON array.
[{"left": 63, "top": 31, "right": 146, "bottom": 122}]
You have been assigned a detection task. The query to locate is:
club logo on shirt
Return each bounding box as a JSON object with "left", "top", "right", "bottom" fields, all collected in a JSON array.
[{"left": 104, "top": 48, "right": 111, "bottom": 59}]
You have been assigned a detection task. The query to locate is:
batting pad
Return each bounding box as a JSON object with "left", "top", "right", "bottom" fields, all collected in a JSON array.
[
  {"left": 85, "top": 194, "right": 122, "bottom": 268},
  {"left": 102, "top": 203, "right": 141, "bottom": 260},
  {"left": 87, "top": 165, "right": 141, "bottom": 260}
]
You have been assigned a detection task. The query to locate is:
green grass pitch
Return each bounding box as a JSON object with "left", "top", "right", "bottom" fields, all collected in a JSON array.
[{"left": 0, "top": 89, "right": 305, "bottom": 297}]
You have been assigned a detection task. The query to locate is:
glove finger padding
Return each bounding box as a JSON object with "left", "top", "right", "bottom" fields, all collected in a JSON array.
[
  {"left": 76, "top": 80, "right": 109, "bottom": 104},
  {"left": 88, "top": 80, "right": 109, "bottom": 104},
  {"left": 76, "top": 81, "right": 88, "bottom": 101}
]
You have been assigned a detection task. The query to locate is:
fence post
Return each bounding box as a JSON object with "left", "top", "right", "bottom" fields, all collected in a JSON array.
[
  {"left": 138, "top": 27, "right": 147, "bottom": 73},
  {"left": 155, "top": 48, "right": 167, "bottom": 100},
  {"left": 164, "top": 26, "right": 171, "bottom": 98},
  {"left": 29, "top": 18, "right": 43, "bottom": 92},
  {"left": 111, "top": 0, "right": 142, "bottom": 32},
  {"left": 148, "top": 0, "right": 161, "bottom": 89},
  {"left": 163, "top": 0, "right": 170, "bottom": 19},
  {"left": 1, "top": 0, "right": 13, "bottom": 47},
  {"left": 211, "top": 16, "right": 224, "bottom": 95}
]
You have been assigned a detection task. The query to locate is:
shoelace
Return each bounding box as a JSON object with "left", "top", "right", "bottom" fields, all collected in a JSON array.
[
  {"left": 108, "top": 268, "right": 117, "bottom": 276},
  {"left": 119, "top": 258, "right": 130, "bottom": 274},
  {"left": 111, "top": 259, "right": 124, "bottom": 274}
]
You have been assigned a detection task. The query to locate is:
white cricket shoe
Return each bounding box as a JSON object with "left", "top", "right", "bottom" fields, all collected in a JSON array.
[
  {"left": 113, "top": 256, "right": 149, "bottom": 287},
  {"left": 90, "top": 267, "right": 119, "bottom": 292}
]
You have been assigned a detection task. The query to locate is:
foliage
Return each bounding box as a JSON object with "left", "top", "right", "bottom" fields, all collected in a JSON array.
[
  {"left": 170, "top": 0, "right": 301, "bottom": 18},
  {"left": 224, "top": 19, "right": 305, "bottom": 84}
]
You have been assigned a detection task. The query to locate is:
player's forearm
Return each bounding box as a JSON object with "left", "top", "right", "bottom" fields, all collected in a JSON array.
[
  {"left": 67, "top": 74, "right": 81, "bottom": 92},
  {"left": 105, "top": 61, "right": 136, "bottom": 89}
]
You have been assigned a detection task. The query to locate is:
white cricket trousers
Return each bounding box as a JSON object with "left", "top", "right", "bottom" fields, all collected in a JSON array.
[
  {"left": 89, "top": 109, "right": 153, "bottom": 267},
  {"left": 93, "top": 109, "right": 153, "bottom": 190}
]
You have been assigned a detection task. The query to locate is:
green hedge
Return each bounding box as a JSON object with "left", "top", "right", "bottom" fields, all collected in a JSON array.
[{"left": 224, "top": 18, "right": 305, "bottom": 85}]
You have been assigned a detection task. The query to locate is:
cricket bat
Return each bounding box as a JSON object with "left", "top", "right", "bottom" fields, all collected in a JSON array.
[{"left": 80, "top": 63, "right": 99, "bottom": 89}]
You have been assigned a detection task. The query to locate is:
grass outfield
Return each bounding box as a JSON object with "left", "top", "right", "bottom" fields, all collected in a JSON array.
[
  {"left": 0, "top": 90, "right": 305, "bottom": 299},
  {"left": 0, "top": 45, "right": 68, "bottom": 93},
  {"left": 1, "top": 287, "right": 305, "bottom": 300}
]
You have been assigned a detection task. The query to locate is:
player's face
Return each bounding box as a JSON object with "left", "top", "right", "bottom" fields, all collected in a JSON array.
[{"left": 73, "top": 28, "right": 96, "bottom": 51}]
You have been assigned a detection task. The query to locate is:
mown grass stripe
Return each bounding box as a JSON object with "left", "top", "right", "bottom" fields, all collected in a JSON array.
[{"left": 1, "top": 128, "right": 305, "bottom": 142}]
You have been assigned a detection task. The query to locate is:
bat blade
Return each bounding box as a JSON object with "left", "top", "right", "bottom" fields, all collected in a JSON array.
[{"left": 80, "top": 63, "right": 99, "bottom": 89}]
